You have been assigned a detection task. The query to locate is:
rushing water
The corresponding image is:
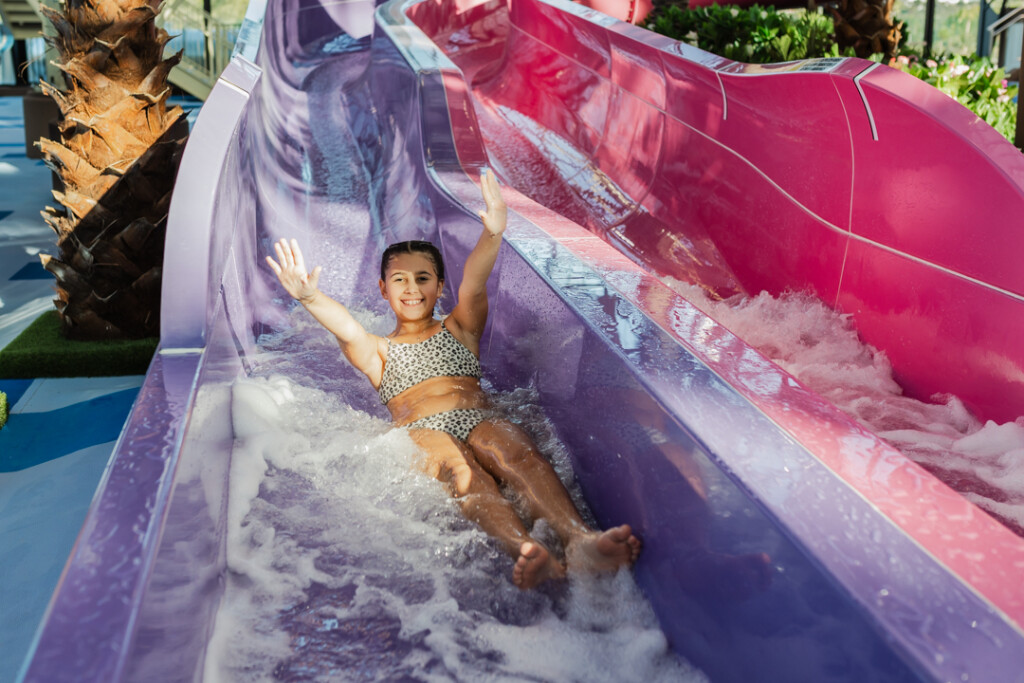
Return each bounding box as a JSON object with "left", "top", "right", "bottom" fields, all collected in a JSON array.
[
  {"left": 203, "top": 284, "right": 1024, "bottom": 681},
  {"left": 199, "top": 18, "right": 1024, "bottom": 679},
  {"left": 203, "top": 312, "right": 705, "bottom": 683},
  {"left": 664, "top": 279, "right": 1024, "bottom": 537},
  {"left": 189, "top": 39, "right": 707, "bottom": 682},
  {"left": 204, "top": 275, "right": 1024, "bottom": 681}
]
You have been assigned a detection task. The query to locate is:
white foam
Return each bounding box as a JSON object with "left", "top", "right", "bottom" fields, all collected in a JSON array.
[
  {"left": 662, "top": 279, "right": 1024, "bottom": 534},
  {"left": 205, "top": 318, "right": 703, "bottom": 681}
]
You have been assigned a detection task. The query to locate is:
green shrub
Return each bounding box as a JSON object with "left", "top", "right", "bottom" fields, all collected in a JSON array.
[
  {"left": 0, "top": 391, "right": 7, "bottom": 429},
  {"left": 887, "top": 54, "right": 1018, "bottom": 141},
  {"left": 647, "top": 4, "right": 848, "bottom": 63}
]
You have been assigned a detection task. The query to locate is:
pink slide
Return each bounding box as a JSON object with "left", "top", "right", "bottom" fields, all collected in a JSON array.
[
  {"left": 578, "top": 0, "right": 653, "bottom": 23},
  {"left": 19, "top": 0, "right": 1024, "bottom": 681},
  {"left": 404, "top": 0, "right": 1024, "bottom": 675},
  {"left": 410, "top": 0, "right": 1024, "bottom": 426}
]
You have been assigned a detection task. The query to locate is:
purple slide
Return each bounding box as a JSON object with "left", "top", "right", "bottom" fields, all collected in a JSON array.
[{"left": 19, "top": 0, "right": 1024, "bottom": 681}]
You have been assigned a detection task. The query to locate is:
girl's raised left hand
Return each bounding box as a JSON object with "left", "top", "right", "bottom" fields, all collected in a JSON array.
[{"left": 478, "top": 168, "right": 507, "bottom": 238}]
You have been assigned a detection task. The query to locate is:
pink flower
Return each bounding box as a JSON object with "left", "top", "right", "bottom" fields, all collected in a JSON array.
[
  {"left": 897, "top": 55, "right": 910, "bottom": 65},
  {"left": 926, "top": 59, "right": 938, "bottom": 68}
]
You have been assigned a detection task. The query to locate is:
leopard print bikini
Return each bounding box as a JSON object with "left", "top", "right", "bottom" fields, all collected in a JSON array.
[
  {"left": 404, "top": 409, "right": 489, "bottom": 442},
  {"left": 379, "top": 321, "right": 487, "bottom": 441}
]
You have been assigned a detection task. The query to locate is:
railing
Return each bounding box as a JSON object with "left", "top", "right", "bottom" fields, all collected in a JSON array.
[
  {"left": 156, "top": 0, "right": 240, "bottom": 99},
  {"left": 0, "top": 0, "right": 44, "bottom": 39},
  {"left": 1, "top": 14, "right": 14, "bottom": 54},
  {"left": 987, "top": 6, "right": 1024, "bottom": 74}
]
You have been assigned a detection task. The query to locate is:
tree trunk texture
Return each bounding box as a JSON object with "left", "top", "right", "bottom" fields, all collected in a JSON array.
[
  {"left": 37, "top": 0, "right": 187, "bottom": 340},
  {"left": 829, "top": 0, "right": 903, "bottom": 61}
]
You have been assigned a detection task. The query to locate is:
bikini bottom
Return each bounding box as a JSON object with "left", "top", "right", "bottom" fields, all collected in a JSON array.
[{"left": 405, "top": 408, "right": 488, "bottom": 442}]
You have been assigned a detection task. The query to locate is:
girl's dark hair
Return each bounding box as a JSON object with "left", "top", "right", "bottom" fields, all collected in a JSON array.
[{"left": 380, "top": 240, "right": 446, "bottom": 282}]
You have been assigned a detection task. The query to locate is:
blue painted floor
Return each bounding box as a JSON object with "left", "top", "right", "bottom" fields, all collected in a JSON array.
[{"left": 0, "top": 93, "right": 200, "bottom": 683}]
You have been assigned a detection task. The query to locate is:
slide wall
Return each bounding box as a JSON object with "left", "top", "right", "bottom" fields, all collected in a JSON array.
[{"left": 18, "top": 0, "right": 1024, "bottom": 682}]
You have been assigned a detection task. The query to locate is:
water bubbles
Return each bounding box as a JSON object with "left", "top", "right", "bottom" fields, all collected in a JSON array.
[
  {"left": 660, "top": 282, "right": 1024, "bottom": 537},
  {"left": 207, "top": 371, "right": 703, "bottom": 682}
]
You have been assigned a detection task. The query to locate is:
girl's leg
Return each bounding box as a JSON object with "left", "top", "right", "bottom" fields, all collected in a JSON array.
[
  {"left": 408, "top": 428, "right": 564, "bottom": 589},
  {"left": 466, "top": 419, "right": 641, "bottom": 572}
]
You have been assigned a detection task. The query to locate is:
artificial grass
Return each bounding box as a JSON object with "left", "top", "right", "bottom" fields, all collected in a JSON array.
[{"left": 0, "top": 310, "right": 158, "bottom": 379}]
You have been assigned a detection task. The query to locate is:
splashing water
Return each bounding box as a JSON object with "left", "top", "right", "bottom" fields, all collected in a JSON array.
[
  {"left": 203, "top": 309, "right": 705, "bottom": 682},
  {"left": 664, "top": 279, "right": 1024, "bottom": 536}
]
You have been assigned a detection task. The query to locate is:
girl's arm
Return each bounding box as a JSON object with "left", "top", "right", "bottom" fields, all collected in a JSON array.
[
  {"left": 265, "top": 239, "right": 383, "bottom": 383},
  {"left": 449, "top": 169, "right": 507, "bottom": 339}
]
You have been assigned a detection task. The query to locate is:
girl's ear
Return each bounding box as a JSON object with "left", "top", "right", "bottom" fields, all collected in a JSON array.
[{"left": 379, "top": 279, "right": 387, "bottom": 298}]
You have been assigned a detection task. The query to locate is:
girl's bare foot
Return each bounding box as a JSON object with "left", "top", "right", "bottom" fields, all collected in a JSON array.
[
  {"left": 513, "top": 541, "right": 566, "bottom": 590},
  {"left": 567, "top": 524, "right": 642, "bottom": 573}
]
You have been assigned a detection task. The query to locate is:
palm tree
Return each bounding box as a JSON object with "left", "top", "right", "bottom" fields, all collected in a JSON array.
[
  {"left": 36, "top": 0, "right": 187, "bottom": 340},
  {"left": 827, "top": 0, "right": 903, "bottom": 61}
]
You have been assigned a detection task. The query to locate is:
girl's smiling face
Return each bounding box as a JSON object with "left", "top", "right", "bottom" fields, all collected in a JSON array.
[{"left": 379, "top": 252, "right": 444, "bottom": 320}]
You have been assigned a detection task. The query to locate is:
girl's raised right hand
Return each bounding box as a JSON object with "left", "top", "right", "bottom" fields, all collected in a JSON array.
[
  {"left": 478, "top": 168, "right": 507, "bottom": 238},
  {"left": 265, "top": 238, "right": 322, "bottom": 303}
]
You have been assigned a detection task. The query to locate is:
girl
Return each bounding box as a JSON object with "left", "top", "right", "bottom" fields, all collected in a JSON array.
[{"left": 265, "top": 170, "right": 641, "bottom": 589}]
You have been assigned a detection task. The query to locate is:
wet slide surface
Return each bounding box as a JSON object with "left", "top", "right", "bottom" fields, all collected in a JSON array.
[
  {"left": 412, "top": 0, "right": 1024, "bottom": 532},
  {"left": 202, "top": 37, "right": 698, "bottom": 681},
  {"left": 19, "top": 0, "right": 1024, "bottom": 682}
]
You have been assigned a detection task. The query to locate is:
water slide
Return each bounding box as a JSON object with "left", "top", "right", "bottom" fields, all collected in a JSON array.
[{"left": 18, "top": 0, "right": 1024, "bottom": 681}]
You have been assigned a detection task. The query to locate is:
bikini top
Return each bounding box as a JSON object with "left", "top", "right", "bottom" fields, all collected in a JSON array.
[{"left": 378, "top": 321, "right": 482, "bottom": 405}]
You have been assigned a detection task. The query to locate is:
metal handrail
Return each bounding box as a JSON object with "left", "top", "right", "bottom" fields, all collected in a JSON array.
[
  {"left": 22, "top": 0, "right": 41, "bottom": 20},
  {"left": 1, "top": 14, "right": 14, "bottom": 54},
  {"left": 156, "top": 0, "right": 240, "bottom": 95}
]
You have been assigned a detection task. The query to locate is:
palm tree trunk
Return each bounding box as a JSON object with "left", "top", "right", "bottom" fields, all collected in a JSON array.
[{"left": 37, "top": 0, "right": 188, "bottom": 340}]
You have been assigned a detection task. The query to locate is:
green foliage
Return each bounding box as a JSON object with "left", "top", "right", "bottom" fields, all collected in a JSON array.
[
  {"left": 888, "top": 55, "right": 1018, "bottom": 141},
  {"left": 0, "top": 391, "right": 7, "bottom": 429},
  {"left": 647, "top": 4, "right": 849, "bottom": 63}
]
